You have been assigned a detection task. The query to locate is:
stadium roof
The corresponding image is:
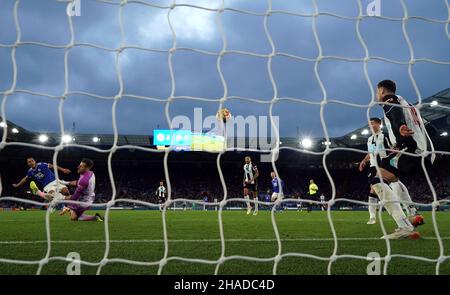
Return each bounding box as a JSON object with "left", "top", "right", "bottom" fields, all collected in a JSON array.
[
  {"left": 339, "top": 88, "right": 450, "bottom": 146},
  {"left": 1, "top": 89, "right": 449, "bottom": 149},
  {"left": 419, "top": 88, "right": 450, "bottom": 121},
  {"left": 52, "top": 133, "right": 152, "bottom": 146}
]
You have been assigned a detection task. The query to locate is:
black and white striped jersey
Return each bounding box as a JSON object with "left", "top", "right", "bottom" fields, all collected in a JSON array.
[
  {"left": 367, "top": 131, "right": 393, "bottom": 167},
  {"left": 383, "top": 94, "right": 432, "bottom": 155},
  {"left": 243, "top": 162, "right": 258, "bottom": 184},
  {"left": 156, "top": 185, "right": 166, "bottom": 199}
]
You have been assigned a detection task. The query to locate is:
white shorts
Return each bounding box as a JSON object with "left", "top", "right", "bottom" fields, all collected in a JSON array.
[
  {"left": 271, "top": 192, "right": 284, "bottom": 201},
  {"left": 43, "top": 180, "right": 67, "bottom": 194}
]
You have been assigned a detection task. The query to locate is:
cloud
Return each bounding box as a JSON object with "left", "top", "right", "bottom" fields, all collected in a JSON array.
[
  {"left": 0, "top": 0, "right": 448, "bottom": 138},
  {"left": 137, "top": 5, "right": 216, "bottom": 44}
]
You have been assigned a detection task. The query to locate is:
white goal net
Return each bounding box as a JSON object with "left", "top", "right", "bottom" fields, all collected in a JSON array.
[{"left": 0, "top": 0, "right": 449, "bottom": 275}]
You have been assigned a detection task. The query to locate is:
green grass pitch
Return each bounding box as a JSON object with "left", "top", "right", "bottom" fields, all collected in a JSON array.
[{"left": 1, "top": 210, "right": 450, "bottom": 275}]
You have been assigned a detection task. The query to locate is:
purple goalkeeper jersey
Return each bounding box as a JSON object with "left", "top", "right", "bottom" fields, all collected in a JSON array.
[{"left": 71, "top": 170, "right": 96, "bottom": 205}]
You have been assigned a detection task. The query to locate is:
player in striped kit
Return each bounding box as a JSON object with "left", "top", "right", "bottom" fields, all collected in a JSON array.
[
  {"left": 156, "top": 181, "right": 167, "bottom": 212},
  {"left": 359, "top": 117, "right": 391, "bottom": 224},
  {"left": 360, "top": 117, "right": 422, "bottom": 225},
  {"left": 319, "top": 193, "right": 326, "bottom": 211},
  {"left": 370, "top": 80, "right": 433, "bottom": 239},
  {"left": 243, "top": 156, "right": 259, "bottom": 216}
]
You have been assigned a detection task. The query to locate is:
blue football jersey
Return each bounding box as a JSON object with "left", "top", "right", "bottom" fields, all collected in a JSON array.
[
  {"left": 271, "top": 177, "right": 285, "bottom": 193},
  {"left": 26, "top": 162, "right": 55, "bottom": 188}
]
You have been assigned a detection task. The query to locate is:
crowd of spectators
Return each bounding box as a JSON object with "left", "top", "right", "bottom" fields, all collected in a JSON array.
[{"left": 2, "top": 158, "right": 448, "bottom": 209}]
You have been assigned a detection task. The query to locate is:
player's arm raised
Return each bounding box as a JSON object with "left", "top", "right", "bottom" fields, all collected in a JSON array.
[
  {"left": 48, "top": 163, "right": 71, "bottom": 174},
  {"left": 12, "top": 176, "right": 29, "bottom": 188}
]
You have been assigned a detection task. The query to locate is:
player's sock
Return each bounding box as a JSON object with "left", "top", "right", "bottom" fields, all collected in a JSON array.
[
  {"left": 244, "top": 195, "right": 251, "bottom": 208},
  {"left": 372, "top": 182, "right": 414, "bottom": 231},
  {"left": 390, "top": 181, "right": 417, "bottom": 216},
  {"left": 77, "top": 214, "right": 97, "bottom": 221},
  {"left": 368, "top": 195, "right": 378, "bottom": 221},
  {"left": 253, "top": 197, "right": 258, "bottom": 212}
]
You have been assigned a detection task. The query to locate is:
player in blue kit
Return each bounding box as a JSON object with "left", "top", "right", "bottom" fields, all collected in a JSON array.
[
  {"left": 270, "top": 172, "right": 285, "bottom": 212},
  {"left": 12, "top": 157, "right": 71, "bottom": 202}
]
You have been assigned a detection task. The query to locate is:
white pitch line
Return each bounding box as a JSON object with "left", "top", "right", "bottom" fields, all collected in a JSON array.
[{"left": 0, "top": 237, "right": 449, "bottom": 245}]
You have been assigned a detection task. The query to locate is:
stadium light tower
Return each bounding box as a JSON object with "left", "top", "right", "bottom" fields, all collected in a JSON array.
[
  {"left": 0, "top": 121, "right": 6, "bottom": 128},
  {"left": 430, "top": 100, "right": 439, "bottom": 107},
  {"left": 361, "top": 129, "right": 369, "bottom": 135},
  {"left": 11, "top": 128, "right": 19, "bottom": 134},
  {"left": 301, "top": 138, "right": 313, "bottom": 149},
  {"left": 38, "top": 134, "right": 49, "bottom": 143},
  {"left": 350, "top": 134, "right": 358, "bottom": 140},
  {"left": 93, "top": 136, "right": 100, "bottom": 143},
  {"left": 441, "top": 131, "right": 448, "bottom": 137}
]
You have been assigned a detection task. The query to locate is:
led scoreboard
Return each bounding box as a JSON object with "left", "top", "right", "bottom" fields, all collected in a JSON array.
[{"left": 153, "top": 130, "right": 225, "bottom": 152}]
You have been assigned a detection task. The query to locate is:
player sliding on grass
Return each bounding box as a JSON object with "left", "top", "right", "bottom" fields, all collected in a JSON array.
[
  {"left": 12, "top": 157, "right": 71, "bottom": 204},
  {"left": 370, "top": 80, "right": 433, "bottom": 239},
  {"left": 58, "top": 158, "right": 103, "bottom": 222},
  {"left": 243, "top": 156, "right": 259, "bottom": 216}
]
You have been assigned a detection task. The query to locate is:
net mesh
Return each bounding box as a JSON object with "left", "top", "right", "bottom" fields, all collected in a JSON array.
[{"left": 0, "top": 0, "right": 449, "bottom": 275}]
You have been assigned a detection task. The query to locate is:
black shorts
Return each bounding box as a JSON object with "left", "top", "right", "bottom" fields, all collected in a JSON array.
[
  {"left": 367, "top": 166, "right": 378, "bottom": 184},
  {"left": 158, "top": 197, "right": 167, "bottom": 204},
  {"left": 307, "top": 194, "right": 318, "bottom": 200},
  {"left": 380, "top": 151, "right": 422, "bottom": 178},
  {"left": 244, "top": 183, "right": 258, "bottom": 192}
]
